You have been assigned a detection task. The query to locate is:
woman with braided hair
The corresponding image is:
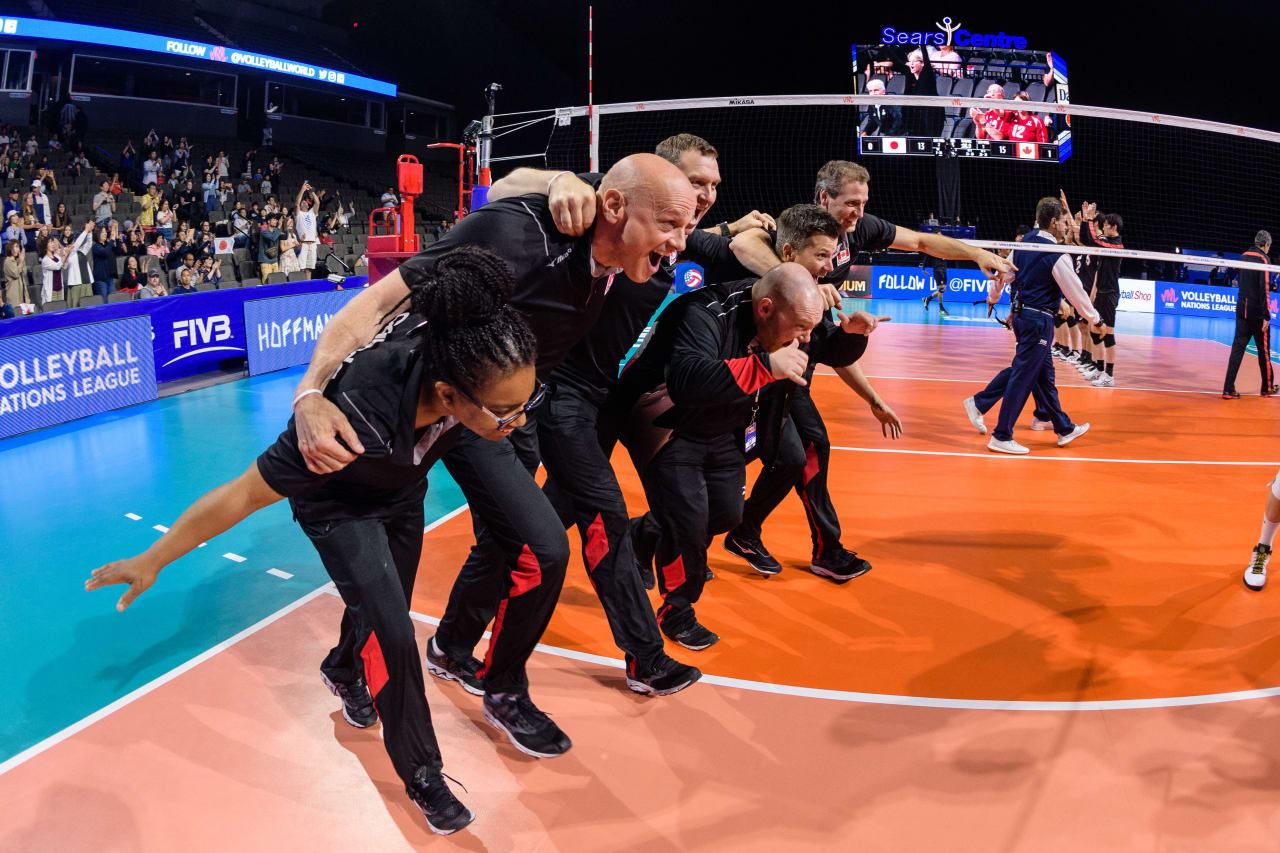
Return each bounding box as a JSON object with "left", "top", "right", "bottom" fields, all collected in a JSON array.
[{"left": 84, "top": 246, "right": 542, "bottom": 836}]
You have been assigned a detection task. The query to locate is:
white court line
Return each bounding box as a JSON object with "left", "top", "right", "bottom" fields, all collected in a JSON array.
[
  {"left": 830, "top": 445, "right": 1279, "bottom": 466},
  {"left": 266, "top": 568, "right": 294, "bottom": 580},
  {"left": 222, "top": 552, "right": 246, "bottom": 563},
  {"left": 316, "top": 587, "right": 1280, "bottom": 713},
  {"left": 123, "top": 513, "right": 141, "bottom": 521},
  {"left": 152, "top": 524, "right": 169, "bottom": 533},
  {"left": 0, "top": 585, "right": 333, "bottom": 778},
  {"left": 425, "top": 504, "right": 468, "bottom": 533},
  {"left": 813, "top": 371, "right": 1225, "bottom": 397}
]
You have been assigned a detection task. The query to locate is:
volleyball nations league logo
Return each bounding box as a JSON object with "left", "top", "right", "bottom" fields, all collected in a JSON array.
[{"left": 1161, "top": 287, "right": 1177, "bottom": 307}]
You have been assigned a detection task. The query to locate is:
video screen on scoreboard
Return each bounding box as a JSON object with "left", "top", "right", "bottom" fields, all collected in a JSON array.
[{"left": 852, "top": 43, "right": 1070, "bottom": 163}]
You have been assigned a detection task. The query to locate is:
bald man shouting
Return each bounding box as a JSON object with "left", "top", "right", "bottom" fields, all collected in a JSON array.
[
  {"left": 615, "top": 264, "right": 871, "bottom": 649},
  {"left": 288, "top": 153, "right": 697, "bottom": 760}
]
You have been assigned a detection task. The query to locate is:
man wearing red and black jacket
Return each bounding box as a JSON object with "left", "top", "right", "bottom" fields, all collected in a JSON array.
[
  {"left": 1224, "top": 230, "right": 1278, "bottom": 399},
  {"left": 1076, "top": 202, "right": 1124, "bottom": 386},
  {"left": 615, "top": 264, "right": 864, "bottom": 649}
]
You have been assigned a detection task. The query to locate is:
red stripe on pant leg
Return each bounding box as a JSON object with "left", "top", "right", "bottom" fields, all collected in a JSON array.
[
  {"left": 802, "top": 442, "right": 820, "bottom": 485},
  {"left": 359, "top": 631, "right": 390, "bottom": 698},
  {"left": 476, "top": 598, "right": 509, "bottom": 681},
  {"left": 661, "top": 555, "right": 686, "bottom": 591},
  {"left": 583, "top": 513, "right": 609, "bottom": 573},
  {"left": 511, "top": 545, "right": 541, "bottom": 597}
]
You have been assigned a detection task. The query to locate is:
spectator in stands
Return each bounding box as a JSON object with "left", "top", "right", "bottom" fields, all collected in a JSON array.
[
  {"left": 176, "top": 180, "right": 200, "bottom": 227},
  {"left": 19, "top": 195, "right": 36, "bottom": 243},
  {"left": 40, "top": 235, "right": 73, "bottom": 305},
  {"left": 138, "top": 269, "right": 166, "bottom": 299},
  {"left": 110, "top": 173, "right": 124, "bottom": 195},
  {"left": 859, "top": 79, "right": 903, "bottom": 137},
  {"left": 51, "top": 201, "right": 67, "bottom": 230},
  {"left": 280, "top": 216, "right": 300, "bottom": 275},
  {"left": 215, "top": 150, "right": 229, "bottom": 181},
  {"left": 124, "top": 225, "right": 147, "bottom": 257},
  {"left": 218, "top": 179, "right": 233, "bottom": 207},
  {"left": 141, "top": 151, "right": 161, "bottom": 186},
  {"left": 236, "top": 176, "right": 251, "bottom": 195},
  {"left": 268, "top": 157, "right": 282, "bottom": 178},
  {"left": 199, "top": 256, "right": 221, "bottom": 287},
  {"left": 381, "top": 186, "right": 399, "bottom": 208},
  {"left": 295, "top": 181, "right": 319, "bottom": 277},
  {"left": 0, "top": 127, "right": 11, "bottom": 145},
  {"left": 139, "top": 184, "right": 158, "bottom": 229},
  {"left": 172, "top": 268, "right": 198, "bottom": 295},
  {"left": 260, "top": 174, "right": 273, "bottom": 196},
  {"left": 231, "top": 203, "right": 251, "bottom": 247},
  {"left": 970, "top": 84, "right": 1010, "bottom": 140},
  {"left": 928, "top": 42, "right": 963, "bottom": 77},
  {"left": 107, "top": 220, "right": 127, "bottom": 256},
  {"left": 4, "top": 187, "right": 19, "bottom": 222},
  {"left": 62, "top": 221, "right": 93, "bottom": 307},
  {"left": 434, "top": 219, "right": 449, "bottom": 240},
  {"left": 24, "top": 135, "right": 37, "bottom": 159},
  {"left": 155, "top": 199, "right": 175, "bottom": 241},
  {"left": 262, "top": 125, "right": 273, "bottom": 146},
  {"left": 264, "top": 195, "right": 280, "bottom": 215},
  {"left": 4, "top": 211, "right": 26, "bottom": 248},
  {"left": 118, "top": 255, "right": 144, "bottom": 294},
  {"left": 194, "top": 222, "right": 215, "bottom": 259},
  {"left": 120, "top": 140, "right": 136, "bottom": 175},
  {"left": 892, "top": 47, "right": 942, "bottom": 136},
  {"left": 248, "top": 202, "right": 263, "bottom": 224},
  {"left": 30, "top": 180, "right": 50, "bottom": 225},
  {"left": 90, "top": 225, "right": 114, "bottom": 298},
  {"left": 93, "top": 180, "right": 116, "bottom": 226},
  {"left": 167, "top": 230, "right": 193, "bottom": 271},
  {"left": 202, "top": 171, "right": 219, "bottom": 214},
  {"left": 35, "top": 166, "right": 57, "bottom": 194},
  {"left": 334, "top": 199, "right": 353, "bottom": 230},
  {"left": 147, "top": 233, "right": 169, "bottom": 264},
  {"left": 258, "top": 212, "right": 282, "bottom": 280},
  {"left": 3, "top": 239, "right": 24, "bottom": 312}
]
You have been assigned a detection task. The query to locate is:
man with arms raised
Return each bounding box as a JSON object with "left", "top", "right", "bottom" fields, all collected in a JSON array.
[{"left": 290, "top": 153, "right": 697, "bottom": 758}]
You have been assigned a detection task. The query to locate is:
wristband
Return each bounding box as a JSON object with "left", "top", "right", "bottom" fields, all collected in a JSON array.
[
  {"left": 292, "top": 388, "right": 323, "bottom": 409},
  {"left": 546, "top": 171, "right": 573, "bottom": 195},
  {"left": 717, "top": 222, "right": 731, "bottom": 238}
]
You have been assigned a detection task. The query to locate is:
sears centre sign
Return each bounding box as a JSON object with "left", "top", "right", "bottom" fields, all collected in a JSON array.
[
  {"left": 0, "top": 17, "right": 395, "bottom": 96},
  {"left": 879, "top": 17, "right": 1028, "bottom": 49}
]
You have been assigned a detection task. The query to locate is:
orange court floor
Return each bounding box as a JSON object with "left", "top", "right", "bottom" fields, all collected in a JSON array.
[{"left": 6, "top": 312, "right": 1280, "bottom": 852}]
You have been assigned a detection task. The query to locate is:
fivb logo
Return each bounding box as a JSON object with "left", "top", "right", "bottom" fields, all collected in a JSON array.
[
  {"left": 173, "top": 315, "right": 231, "bottom": 349},
  {"left": 1161, "top": 287, "right": 1177, "bottom": 307}
]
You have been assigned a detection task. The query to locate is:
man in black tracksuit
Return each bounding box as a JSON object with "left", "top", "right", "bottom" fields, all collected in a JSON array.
[
  {"left": 1076, "top": 205, "right": 1123, "bottom": 386},
  {"left": 616, "top": 264, "right": 867, "bottom": 649},
  {"left": 292, "top": 154, "right": 698, "bottom": 757},
  {"left": 1223, "top": 230, "right": 1277, "bottom": 399}
]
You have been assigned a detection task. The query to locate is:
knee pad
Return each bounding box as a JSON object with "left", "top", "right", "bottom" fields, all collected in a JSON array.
[
  {"left": 1054, "top": 316, "right": 1065, "bottom": 328},
  {"left": 1103, "top": 333, "right": 1116, "bottom": 347},
  {"left": 1066, "top": 315, "right": 1079, "bottom": 328},
  {"left": 1090, "top": 332, "right": 1103, "bottom": 346}
]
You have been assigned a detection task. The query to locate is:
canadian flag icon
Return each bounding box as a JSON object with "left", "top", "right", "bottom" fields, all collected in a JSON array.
[
  {"left": 882, "top": 137, "right": 907, "bottom": 154},
  {"left": 1016, "top": 142, "right": 1038, "bottom": 160}
]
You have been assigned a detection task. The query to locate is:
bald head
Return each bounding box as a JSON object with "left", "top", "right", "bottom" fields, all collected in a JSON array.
[
  {"left": 592, "top": 153, "right": 698, "bottom": 283},
  {"left": 751, "top": 262, "right": 825, "bottom": 351}
]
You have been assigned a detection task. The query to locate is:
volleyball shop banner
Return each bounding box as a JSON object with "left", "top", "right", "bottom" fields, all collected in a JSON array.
[
  {"left": 1125, "top": 278, "right": 1279, "bottom": 320},
  {"left": 0, "top": 316, "right": 157, "bottom": 438},
  {"left": 243, "top": 288, "right": 364, "bottom": 376}
]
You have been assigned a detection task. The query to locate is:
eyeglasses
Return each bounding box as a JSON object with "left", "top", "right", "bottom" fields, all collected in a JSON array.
[{"left": 456, "top": 382, "right": 547, "bottom": 430}]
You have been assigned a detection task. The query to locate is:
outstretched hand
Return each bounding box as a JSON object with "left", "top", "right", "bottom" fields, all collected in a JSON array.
[
  {"left": 85, "top": 557, "right": 159, "bottom": 612},
  {"left": 838, "top": 311, "right": 891, "bottom": 335},
  {"left": 768, "top": 339, "right": 809, "bottom": 385}
]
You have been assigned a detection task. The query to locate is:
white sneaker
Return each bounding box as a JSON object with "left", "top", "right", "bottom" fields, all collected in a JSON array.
[
  {"left": 1057, "top": 423, "right": 1091, "bottom": 447},
  {"left": 1092, "top": 373, "right": 1114, "bottom": 387},
  {"left": 988, "top": 436, "right": 1030, "bottom": 454},
  {"left": 1030, "top": 417, "right": 1053, "bottom": 431},
  {"left": 1245, "top": 544, "right": 1271, "bottom": 591},
  {"left": 1052, "top": 349, "right": 1064, "bottom": 361},
  {"left": 962, "top": 397, "right": 988, "bottom": 435},
  {"left": 1065, "top": 353, "right": 1082, "bottom": 366},
  {"left": 1081, "top": 366, "right": 1101, "bottom": 381}
]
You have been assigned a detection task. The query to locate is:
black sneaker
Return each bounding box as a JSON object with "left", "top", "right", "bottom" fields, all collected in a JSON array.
[
  {"left": 810, "top": 548, "right": 873, "bottom": 583},
  {"left": 723, "top": 529, "right": 783, "bottom": 575},
  {"left": 321, "top": 673, "right": 378, "bottom": 728},
  {"left": 938, "top": 305, "right": 949, "bottom": 316},
  {"left": 1223, "top": 390, "right": 1241, "bottom": 400},
  {"left": 660, "top": 618, "right": 720, "bottom": 651},
  {"left": 629, "top": 516, "right": 656, "bottom": 590},
  {"left": 425, "top": 635, "right": 485, "bottom": 696},
  {"left": 482, "top": 691, "right": 572, "bottom": 758},
  {"left": 407, "top": 766, "right": 475, "bottom": 836},
  {"left": 625, "top": 652, "right": 702, "bottom": 696}
]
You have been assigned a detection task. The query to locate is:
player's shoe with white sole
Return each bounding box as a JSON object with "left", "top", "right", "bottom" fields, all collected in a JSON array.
[
  {"left": 1092, "top": 373, "right": 1114, "bottom": 387},
  {"left": 987, "top": 437, "right": 1030, "bottom": 454},
  {"left": 1030, "top": 417, "right": 1053, "bottom": 431},
  {"left": 482, "top": 691, "right": 572, "bottom": 758},
  {"left": 1057, "top": 423, "right": 1091, "bottom": 447},
  {"left": 321, "top": 673, "right": 378, "bottom": 728},
  {"left": 407, "top": 767, "right": 475, "bottom": 835},
  {"left": 1244, "top": 544, "right": 1271, "bottom": 591},
  {"left": 426, "top": 635, "right": 485, "bottom": 696},
  {"left": 963, "top": 397, "right": 988, "bottom": 435}
]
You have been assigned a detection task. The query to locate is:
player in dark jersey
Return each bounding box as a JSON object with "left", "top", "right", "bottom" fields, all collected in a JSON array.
[
  {"left": 287, "top": 154, "right": 697, "bottom": 754},
  {"left": 922, "top": 253, "right": 949, "bottom": 315},
  {"left": 85, "top": 247, "right": 540, "bottom": 835},
  {"left": 1076, "top": 200, "right": 1124, "bottom": 387},
  {"left": 429, "top": 135, "right": 768, "bottom": 696},
  {"left": 725, "top": 161, "right": 1009, "bottom": 575}
]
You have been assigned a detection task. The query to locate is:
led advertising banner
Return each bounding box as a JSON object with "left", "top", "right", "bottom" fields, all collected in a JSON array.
[
  {"left": 243, "top": 287, "right": 363, "bottom": 376},
  {"left": 0, "top": 16, "right": 396, "bottom": 97},
  {"left": 0, "top": 316, "right": 157, "bottom": 438}
]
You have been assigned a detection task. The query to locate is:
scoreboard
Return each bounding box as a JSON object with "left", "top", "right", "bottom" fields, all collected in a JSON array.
[{"left": 859, "top": 136, "right": 1061, "bottom": 161}]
